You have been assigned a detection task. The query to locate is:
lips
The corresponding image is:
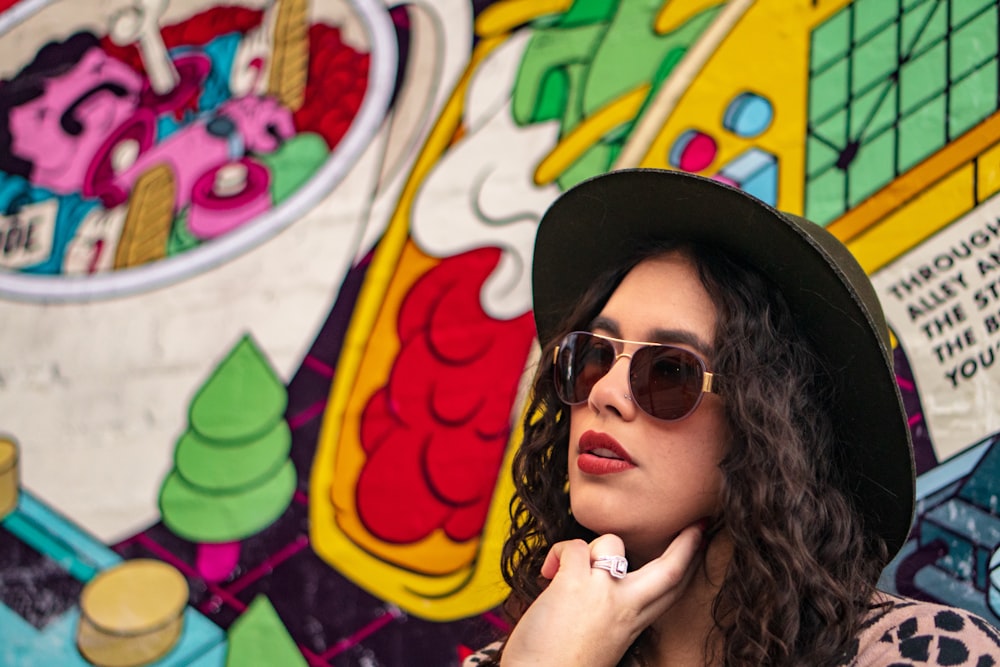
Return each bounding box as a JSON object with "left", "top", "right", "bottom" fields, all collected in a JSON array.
[{"left": 577, "top": 430, "right": 635, "bottom": 474}]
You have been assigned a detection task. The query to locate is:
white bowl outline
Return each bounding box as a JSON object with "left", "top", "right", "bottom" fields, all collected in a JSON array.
[{"left": 0, "top": 0, "right": 397, "bottom": 303}]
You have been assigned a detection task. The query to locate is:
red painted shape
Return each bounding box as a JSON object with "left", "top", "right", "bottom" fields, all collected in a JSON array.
[
  {"left": 99, "top": 7, "right": 265, "bottom": 73},
  {"left": 97, "top": 7, "right": 370, "bottom": 151},
  {"left": 356, "top": 248, "right": 536, "bottom": 544},
  {"left": 295, "top": 24, "right": 369, "bottom": 148},
  {"left": 678, "top": 132, "right": 717, "bottom": 172}
]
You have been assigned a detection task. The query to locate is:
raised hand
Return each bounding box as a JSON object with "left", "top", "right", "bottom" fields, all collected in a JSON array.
[{"left": 501, "top": 523, "right": 706, "bottom": 666}]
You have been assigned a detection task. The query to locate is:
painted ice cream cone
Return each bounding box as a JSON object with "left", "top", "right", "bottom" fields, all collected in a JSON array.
[
  {"left": 268, "top": 0, "right": 310, "bottom": 112},
  {"left": 113, "top": 164, "right": 176, "bottom": 269},
  {"left": 309, "top": 32, "right": 532, "bottom": 622}
]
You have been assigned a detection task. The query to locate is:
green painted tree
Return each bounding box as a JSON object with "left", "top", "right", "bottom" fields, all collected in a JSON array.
[{"left": 159, "top": 335, "right": 296, "bottom": 581}]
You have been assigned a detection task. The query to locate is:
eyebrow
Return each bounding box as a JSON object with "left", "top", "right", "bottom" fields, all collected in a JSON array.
[{"left": 589, "top": 315, "right": 714, "bottom": 358}]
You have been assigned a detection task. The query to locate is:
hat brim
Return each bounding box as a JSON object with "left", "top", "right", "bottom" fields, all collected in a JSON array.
[{"left": 532, "top": 168, "right": 915, "bottom": 559}]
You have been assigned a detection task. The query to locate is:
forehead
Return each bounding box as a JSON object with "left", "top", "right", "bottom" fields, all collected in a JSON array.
[{"left": 596, "top": 252, "right": 718, "bottom": 348}]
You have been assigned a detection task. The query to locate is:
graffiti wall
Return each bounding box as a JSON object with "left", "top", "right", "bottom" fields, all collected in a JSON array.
[{"left": 1, "top": 0, "right": 1000, "bottom": 664}]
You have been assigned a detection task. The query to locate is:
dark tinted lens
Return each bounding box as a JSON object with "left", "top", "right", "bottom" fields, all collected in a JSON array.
[
  {"left": 555, "top": 333, "right": 616, "bottom": 404},
  {"left": 630, "top": 346, "right": 704, "bottom": 420}
]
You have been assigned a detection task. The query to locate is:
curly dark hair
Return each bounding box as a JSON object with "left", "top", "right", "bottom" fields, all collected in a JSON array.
[{"left": 483, "top": 241, "right": 889, "bottom": 666}]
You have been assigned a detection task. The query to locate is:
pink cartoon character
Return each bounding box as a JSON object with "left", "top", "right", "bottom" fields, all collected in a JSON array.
[
  {"left": 0, "top": 0, "right": 300, "bottom": 272},
  {"left": 3, "top": 33, "right": 145, "bottom": 197}
]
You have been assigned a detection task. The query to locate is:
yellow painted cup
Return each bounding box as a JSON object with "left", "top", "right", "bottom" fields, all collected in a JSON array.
[
  {"left": 0, "top": 437, "right": 19, "bottom": 520},
  {"left": 77, "top": 560, "right": 188, "bottom": 667}
]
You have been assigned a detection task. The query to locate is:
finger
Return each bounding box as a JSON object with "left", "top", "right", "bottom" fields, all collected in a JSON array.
[
  {"left": 628, "top": 523, "right": 705, "bottom": 607},
  {"left": 541, "top": 539, "right": 590, "bottom": 580},
  {"left": 588, "top": 533, "right": 628, "bottom": 579},
  {"left": 588, "top": 533, "right": 626, "bottom": 561},
  {"left": 647, "top": 522, "right": 704, "bottom": 579}
]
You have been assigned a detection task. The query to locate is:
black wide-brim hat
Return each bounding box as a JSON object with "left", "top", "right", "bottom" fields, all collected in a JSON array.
[{"left": 532, "top": 168, "right": 915, "bottom": 560}]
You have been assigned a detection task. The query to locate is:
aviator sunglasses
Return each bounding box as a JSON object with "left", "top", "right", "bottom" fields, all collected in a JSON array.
[{"left": 553, "top": 331, "right": 719, "bottom": 421}]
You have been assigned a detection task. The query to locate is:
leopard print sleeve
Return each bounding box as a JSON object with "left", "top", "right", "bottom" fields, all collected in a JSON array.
[
  {"left": 464, "top": 596, "right": 1000, "bottom": 666},
  {"left": 845, "top": 594, "right": 1000, "bottom": 666},
  {"left": 462, "top": 641, "right": 502, "bottom": 666}
]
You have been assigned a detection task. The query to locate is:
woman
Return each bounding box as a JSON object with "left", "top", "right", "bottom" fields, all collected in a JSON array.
[{"left": 466, "top": 169, "right": 1000, "bottom": 666}]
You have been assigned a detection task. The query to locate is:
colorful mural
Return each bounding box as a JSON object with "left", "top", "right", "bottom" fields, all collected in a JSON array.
[{"left": 3, "top": 0, "right": 1000, "bottom": 664}]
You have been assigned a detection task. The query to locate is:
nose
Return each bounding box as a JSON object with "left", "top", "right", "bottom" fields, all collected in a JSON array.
[{"left": 587, "top": 353, "right": 638, "bottom": 420}]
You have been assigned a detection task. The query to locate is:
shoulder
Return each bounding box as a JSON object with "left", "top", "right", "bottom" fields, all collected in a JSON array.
[
  {"left": 462, "top": 641, "right": 502, "bottom": 666},
  {"left": 843, "top": 593, "right": 1000, "bottom": 666}
]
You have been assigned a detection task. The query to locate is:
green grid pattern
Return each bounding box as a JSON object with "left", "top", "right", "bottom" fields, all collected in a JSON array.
[{"left": 805, "top": 0, "right": 1000, "bottom": 225}]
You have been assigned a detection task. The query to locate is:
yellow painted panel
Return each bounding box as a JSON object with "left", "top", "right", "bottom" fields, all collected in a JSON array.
[
  {"left": 476, "top": 0, "right": 573, "bottom": 38},
  {"left": 310, "top": 35, "right": 517, "bottom": 621},
  {"left": 976, "top": 140, "right": 1000, "bottom": 203},
  {"left": 654, "top": 0, "right": 729, "bottom": 34},
  {"left": 848, "top": 166, "right": 975, "bottom": 275},
  {"left": 830, "top": 113, "right": 1000, "bottom": 243},
  {"left": 629, "top": 0, "right": 853, "bottom": 214}
]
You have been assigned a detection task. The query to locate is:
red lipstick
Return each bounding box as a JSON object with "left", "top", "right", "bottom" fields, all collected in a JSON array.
[{"left": 577, "top": 431, "right": 635, "bottom": 475}]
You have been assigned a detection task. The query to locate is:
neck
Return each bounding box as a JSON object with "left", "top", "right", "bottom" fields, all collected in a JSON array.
[{"left": 645, "top": 533, "right": 732, "bottom": 667}]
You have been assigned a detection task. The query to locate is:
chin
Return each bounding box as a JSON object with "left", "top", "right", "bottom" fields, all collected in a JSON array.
[{"left": 569, "top": 503, "right": 614, "bottom": 536}]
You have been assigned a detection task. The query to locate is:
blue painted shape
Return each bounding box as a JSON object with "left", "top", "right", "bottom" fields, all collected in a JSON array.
[
  {"left": 922, "top": 497, "right": 1000, "bottom": 590},
  {"left": 883, "top": 439, "right": 1000, "bottom": 618},
  {"left": 2, "top": 513, "right": 100, "bottom": 582},
  {"left": 0, "top": 605, "right": 226, "bottom": 667},
  {"left": 2, "top": 491, "right": 121, "bottom": 578},
  {"left": 958, "top": 436, "right": 1000, "bottom": 511},
  {"left": 718, "top": 147, "right": 772, "bottom": 181},
  {"left": 916, "top": 439, "right": 991, "bottom": 500},
  {"left": 668, "top": 129, "right": 698, "bottom": 168},
  {"left": 915, "top": 561, "right": 998, "bottom": 623},
  {"left": 742, "top": 164, "right": 778, "bottom": 206},
  {"left": 989, "top": 573, "right": 1000, "bottom": 618},
  {"left": 717, "top": 148, "right": 778, "bottom": 206},
  {"left": 722, "top": 92, "right": 774, "bottom": 137},
  {"left": 0, "top": 489, "right": 227, "bottom": 666},
  {"left": 186, "top": 640, "right": 228, "bottom": 667}
]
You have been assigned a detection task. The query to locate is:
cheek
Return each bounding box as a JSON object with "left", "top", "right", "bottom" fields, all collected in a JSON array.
[
  {"left": 566, "top": 403, "right": 587, "bottom": 440},
  {"left": 650, "top": 411, "right": 729, "bottom": 489},
  {"left": 692, "top": 411, "right": 730, "bottom": 500},
  {"left": 694, "top": 397, "right": 731, "bottom": 451},
  {"left": 697, "top": 420, "right": 730, "bottom": 485}
]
